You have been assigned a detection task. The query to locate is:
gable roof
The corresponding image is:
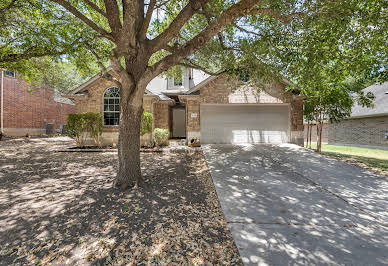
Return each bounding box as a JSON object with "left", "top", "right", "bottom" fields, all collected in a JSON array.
[
  {"left": 185, "top": 75, "right": 219, "bottom": 95},
  {"left": 351, "top": 82, "right": 388, "bottom": 118},
  {"left": 67, "top": 69, "right": 171, "bottom": 100},
  {"left": 68, "top": 68, "right": 210, "bottom": 100}
]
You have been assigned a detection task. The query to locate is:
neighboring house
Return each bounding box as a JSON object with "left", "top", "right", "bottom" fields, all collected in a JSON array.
[
  {"left": 0, "top": 69, "right": 76, "bottom": 136},
  {"left": 67, "top": 67, "right": 304, "bottom": 146},
  {"left": 329, "top": 82, "right": 388, "bottom": 149}
]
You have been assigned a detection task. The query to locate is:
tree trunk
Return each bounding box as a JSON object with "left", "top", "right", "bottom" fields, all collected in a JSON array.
[
  {"left": 316, "top": 122, "right": 322, "bottom": 153},
  {"left": 114, "top": 81, "right": 145, "bottom": 189},
  {"left": 308, "top": 123, "right": 312, "bottom": 149},
  {"left": 306, "top": 122, "right": 310, "bottom": 148}
]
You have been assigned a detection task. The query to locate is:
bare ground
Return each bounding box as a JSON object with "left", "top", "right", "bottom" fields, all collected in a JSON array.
[{"left": 0, "top": 137, "right": 241, "bottom": 265}]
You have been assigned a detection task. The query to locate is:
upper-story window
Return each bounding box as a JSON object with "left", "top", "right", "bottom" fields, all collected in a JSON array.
[
  {"left": 103, "top": 87, "right": 120, "bottom": 126},
  {"left": 4, "top": 70, "right": 15, "bottom": 78},
  {"left": 168, "top": 67, "right": 191, "bottom": 89},
  {"left": 173, "top": 73, "right": 183, "bottom": 87}
]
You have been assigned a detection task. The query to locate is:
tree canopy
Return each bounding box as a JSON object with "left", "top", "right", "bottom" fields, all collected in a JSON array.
[
  {"left": 1, "top": 0, "right": 386, "bottom": 90},
  {"left": 0, "top": 0, "right": 387, "bottom": 188}
]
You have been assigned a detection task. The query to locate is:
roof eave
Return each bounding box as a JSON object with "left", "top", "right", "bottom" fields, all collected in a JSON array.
[{"left": 348, "top": 112, "right": 388, "bottom": 119}]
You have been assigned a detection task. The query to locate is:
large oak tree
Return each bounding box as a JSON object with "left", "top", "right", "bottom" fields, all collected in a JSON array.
[{"left": 1, "top": 0, "right": 386, "bottom": 188}]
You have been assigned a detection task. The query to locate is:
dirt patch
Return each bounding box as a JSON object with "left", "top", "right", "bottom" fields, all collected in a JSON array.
[{"left": 0, "top": 137, "right": 241, "bottom": 265}]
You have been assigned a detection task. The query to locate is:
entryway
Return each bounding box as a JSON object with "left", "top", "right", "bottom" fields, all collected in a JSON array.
[{"left": 172, "top": 105, "right": 186, "bottom": 138}]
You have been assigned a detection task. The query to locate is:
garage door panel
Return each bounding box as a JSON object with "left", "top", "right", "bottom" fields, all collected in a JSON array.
[{"left": 201, "top": 105, "right": 289, "bottom": 144}]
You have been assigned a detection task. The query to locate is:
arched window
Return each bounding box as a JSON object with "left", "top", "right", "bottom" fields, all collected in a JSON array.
[{"left": 103, "top": 87, "right": 120, "bottom": 126}]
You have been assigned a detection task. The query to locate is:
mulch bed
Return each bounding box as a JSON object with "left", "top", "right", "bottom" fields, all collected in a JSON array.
[{"left": 0, "top": 137, "right": 242, "bottom": 265}]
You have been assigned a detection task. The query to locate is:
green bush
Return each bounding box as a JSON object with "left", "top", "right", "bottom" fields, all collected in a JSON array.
[
  {"left": 66, "top": 113, "right": 103, "bottom": 147},
  {"left": 66, "top": 114, "right": 88, "bottom": 147},
  {"left": 84, "top": 113, "right": 103, "bottom": 147},
  {"left": 153, "top": 128, "right": 169, "bottom": 147},
  {"left": 140, "top": 112, "right": 153, "bottom": 136}
]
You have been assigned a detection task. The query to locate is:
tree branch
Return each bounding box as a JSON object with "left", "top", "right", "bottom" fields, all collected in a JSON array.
[
  {"left": 83, "top": 0, "right": 107, "bottom": 17},
  {"left": 234, "top": 23, "right": 265, "bottom": 38},
  {"left": 217, "top": 33, "right": 239, "bottom": 51},
  {"left": 0, "top": 0, "right": 17, "bottom": 14},
  {"left": 146, "top": 0, "right": 264, "bottom": 80},
  {"left": 254, "top": 8, "right": 305, "bottom": 24},
  {"left": 120, "top": 0, "right": 142, "bottom": 50},
  {"left": 50, "top": 0, "right": 113, "bottom": 41},
  {"left": 139, "top": 0, "right": 156, "bottom": 40},
  {"left": 0, "top": 37, "right": 82, "bottom": 64},
  {"left": 0, "top": 50, "right": 67, "bottom": 63},
  {"left": 179, "top": 62, "right": 220, "bottom": 76},
  {"left": 149, "top": 0, "right": 210, "bottom": 53},
  {"left": 103, "top": 0, "right": 122, "bottom": 37}
]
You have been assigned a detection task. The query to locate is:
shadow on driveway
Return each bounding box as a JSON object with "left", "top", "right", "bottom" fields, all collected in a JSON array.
[{"left": 203, "top": 144, "right": 388, "bottom": 265}]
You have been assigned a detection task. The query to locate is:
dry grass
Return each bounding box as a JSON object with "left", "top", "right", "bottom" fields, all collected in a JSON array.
[
  {"left": 306, "top": 143, "right": 388, "bottom": 176},
  {"left": 0, "top": 137, "right": 241, "bottom": 265}
]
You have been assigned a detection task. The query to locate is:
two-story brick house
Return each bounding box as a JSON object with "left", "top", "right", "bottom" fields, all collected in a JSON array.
[{"left": 0, "top": 69, "right": 76, "bottom": 136}]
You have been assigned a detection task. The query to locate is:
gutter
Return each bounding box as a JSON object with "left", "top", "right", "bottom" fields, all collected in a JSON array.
[{"left": 1, "top": 70, "right": 3, "bottom": 134}]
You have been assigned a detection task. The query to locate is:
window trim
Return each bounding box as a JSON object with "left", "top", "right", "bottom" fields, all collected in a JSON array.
[
  {"left": 173, "top": 75, "right": 183, "bottom": 87},
  {"left": 103, "top": 87, "right": 120, "bottom": 126}
]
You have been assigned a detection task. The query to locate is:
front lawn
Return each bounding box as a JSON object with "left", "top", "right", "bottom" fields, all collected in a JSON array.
[
  {"left": 0, "top": 137, "right": 241, "bottom": 265},
  {"left": 306, "top": 142, "right": 388, "bottom": 176}
]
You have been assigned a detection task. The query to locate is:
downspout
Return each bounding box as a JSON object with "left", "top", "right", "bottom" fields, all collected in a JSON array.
[{"left": 1, "top": 69, "right": 4, "bottom": 134}]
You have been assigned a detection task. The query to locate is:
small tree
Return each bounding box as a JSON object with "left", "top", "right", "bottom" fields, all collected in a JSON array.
[
  {"left": 304, "top": 99, "right": 316, "bottom": 149},
  {"left": 304, "top": 78, "right": 375, "bottom": 153}
]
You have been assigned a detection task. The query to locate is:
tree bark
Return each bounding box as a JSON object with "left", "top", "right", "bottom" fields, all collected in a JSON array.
[
  {"left": 114, "top": 80, "right": 145, "bottom": 189},
  {"left": 306, "top": 122, "right": 310, "bottom": 148},
  {"left": 316, "top": 122, "right": 322, "bottom": 153}
]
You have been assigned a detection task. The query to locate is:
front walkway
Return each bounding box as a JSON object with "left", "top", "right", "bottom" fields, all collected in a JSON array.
[{"left": 203, "top": 144, "right": 388, "bottom": 265}]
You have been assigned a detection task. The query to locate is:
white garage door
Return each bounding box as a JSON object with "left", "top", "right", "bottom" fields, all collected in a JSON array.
[{"left": 201, "top": 104, "right": 289, "bottom": 144}]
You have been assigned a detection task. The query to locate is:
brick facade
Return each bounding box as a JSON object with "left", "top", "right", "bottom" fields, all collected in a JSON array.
[
  {"left": 153, "top": 102, "right": 171, "bottom": 130},
  {"left": 1, "top": 74, "right": 76, "bottom": 136},
  {"left": 70, "top": 74, "right": 304, "bottom": 146},
  {"left": 178, "top": 95, "right": 201, "bottom": 143},
  {"left": 304, "top": 123, "right": 329, "bottom": 142},
  {"left": 329, "top": 116, "right": 388, "bottom": 148},
  {"left": 70, "top": 78, "right": 170, "bottom": 146},
  {"left": 182, "top": 75, "right": 304, "bottom": 146}
]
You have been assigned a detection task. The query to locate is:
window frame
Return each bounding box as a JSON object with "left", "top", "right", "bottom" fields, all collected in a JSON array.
[
  {"left": 4, "top": 70, "right": 16, "bottom": 78},
  {"left": 173, "top": 75, "right": 183, "bottom": 87},
  {"left": 103, "top": 87, "right": 120, "bottom": 126}
]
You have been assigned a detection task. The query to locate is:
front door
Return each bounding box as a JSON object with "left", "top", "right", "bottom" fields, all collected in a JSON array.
[{"left": 172, "top": 107, "right": 186, "bottom": 138}]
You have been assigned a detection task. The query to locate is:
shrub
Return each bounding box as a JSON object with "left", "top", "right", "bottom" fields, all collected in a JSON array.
[
  {"left": 84, "top": 113, "right": 103, "bottom": 147},
  {"left": 66, "top": 113, "right": 103, "bottom": 147},
  {"left": 140, "top": 112, "right": 153, "bottom": 136},
  {"left": 66, "top": 114, "right": 88, "bottom": 147},
  {"left": 153, "top": 128, "right": 169, "bottom": 147}
]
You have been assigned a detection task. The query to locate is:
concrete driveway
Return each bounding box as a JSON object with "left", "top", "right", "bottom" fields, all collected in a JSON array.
[{"left": 203, "top": 144, "right": 388, "bottom": 265}]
